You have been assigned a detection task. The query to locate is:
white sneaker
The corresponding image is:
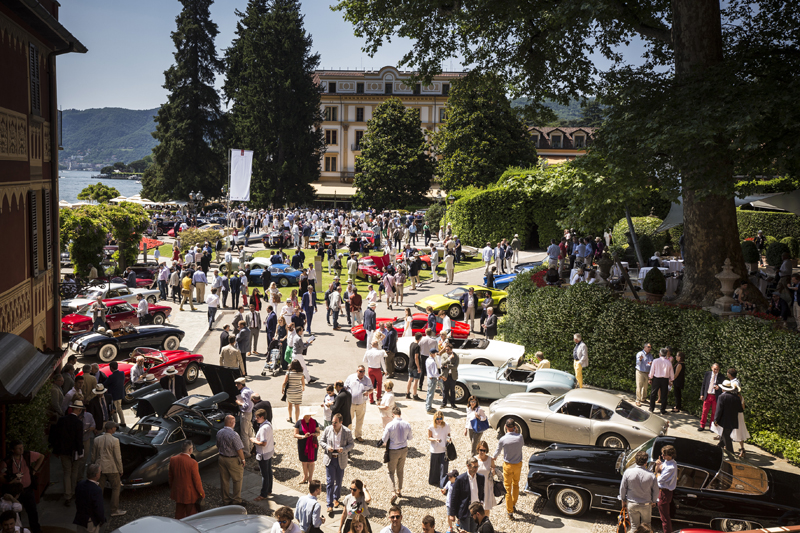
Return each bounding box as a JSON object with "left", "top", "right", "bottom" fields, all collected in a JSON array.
[{"left": 111, "top": 510, "right": 127, "bottom": 517}]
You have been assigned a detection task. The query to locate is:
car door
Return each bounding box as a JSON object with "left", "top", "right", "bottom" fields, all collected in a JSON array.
[
  {"left": 543, "top": 401, "right": 593, "bottom": 444},
  {"left": 109, "top": 303, "right": 139, "bottom": 328},
  {"left": 116, "top": 287, "right": 135, "bottom": 303},
  {"left": 498, "top": 369, "right": 529, "bottom": 397},
  {"left": 668, "top": 465, "right": 711, "bottom": 525}
]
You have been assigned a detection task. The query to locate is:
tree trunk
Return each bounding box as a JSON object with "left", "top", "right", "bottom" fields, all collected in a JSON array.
[{"left": 672, "top": 0, "right": 749, "bottom": 306}]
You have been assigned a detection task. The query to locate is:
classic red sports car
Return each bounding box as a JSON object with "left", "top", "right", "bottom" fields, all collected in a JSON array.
[
  {"left": 395, "top": 250, "right": 432, "bottom": 270},
  {"left": 350, "top": 312, "right": 470, "bottom": 342},
  {"left": 80, "top": 347, "right": 203, "bottom": 401},
  {"left": 357, "top": 255, "right": 392, "bottom": 282},
  {"left": 61, "top": 298, "right": 172, "bottom": 339}
]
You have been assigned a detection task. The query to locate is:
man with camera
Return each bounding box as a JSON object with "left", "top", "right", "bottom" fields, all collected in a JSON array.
[{"left": 320, "top": 413, "right": 354, "bottom": 514}]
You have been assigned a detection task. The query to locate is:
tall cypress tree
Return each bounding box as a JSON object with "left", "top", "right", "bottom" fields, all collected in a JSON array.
[
  {"left": 142, "top": 0, "right": 225, "bottom": 201},
  {"left": 224, "top": 0, "right": 324, "bottom": 207}
]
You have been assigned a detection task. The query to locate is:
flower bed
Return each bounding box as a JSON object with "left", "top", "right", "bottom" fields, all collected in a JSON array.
[{"left": 139, "top": 237, "right": 165, "bottom": 251}]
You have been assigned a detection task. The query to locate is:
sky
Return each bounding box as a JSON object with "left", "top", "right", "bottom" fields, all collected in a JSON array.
[{"left": 56, "top": 0, "right": 648, "bottom": 111}]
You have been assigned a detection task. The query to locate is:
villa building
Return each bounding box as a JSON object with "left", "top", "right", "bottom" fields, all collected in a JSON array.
[{"left": 528, "top": 126, "right": 595, "bottom": 164}]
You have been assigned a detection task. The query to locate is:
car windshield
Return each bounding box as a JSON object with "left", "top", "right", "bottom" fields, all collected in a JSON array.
[
  {"left": 75, "top": 304, "right": 93, "bottom": 317},
  {"left": 281, "top": 266, "right": 297, "bottom": 273},
  {"left": 615, "top": 400, "right": 651, "bottom": 422},
  {"left": 444, "top": 287, "right": 467, "bottom": 299},
  {"left": 131, "top": 347, "right": 164, "bottom": 361},
  {"left": 77, "top": 289, "right": 105, "bottom": 300},
  {"left": 360, "top": 260, "right": 375, "bottom": 267},
  {"left": 621, "top": 437, "right": 656, "bottom": 475},
  {"left": 547, "top": 393, "right": 567, "bottom": 412},
  {"left": 129, "top": 422, "right": 168, "bottom": 445}
]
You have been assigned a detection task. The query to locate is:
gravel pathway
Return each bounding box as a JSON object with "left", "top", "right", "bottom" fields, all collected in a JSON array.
[{"left": 271, "top": 419, "right": 546, "bottom": 533}]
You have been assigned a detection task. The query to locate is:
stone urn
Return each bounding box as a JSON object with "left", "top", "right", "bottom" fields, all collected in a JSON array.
[
  {"left": 597, "top": 252, "right": 614, "bottom": 286},
  {"left": 714, "top": 258, "right": 739, "bottom": 312}
]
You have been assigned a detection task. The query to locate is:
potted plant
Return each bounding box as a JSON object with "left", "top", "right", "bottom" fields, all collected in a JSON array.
[
  {"left": 642, "top": 266, "right": 667, "bottom": 301},
  {"left": 741, "top": 240, "right": 760, "bottom": 273},
  {"left": 766, "top": 241, "right": 790, "bottom": 268}
]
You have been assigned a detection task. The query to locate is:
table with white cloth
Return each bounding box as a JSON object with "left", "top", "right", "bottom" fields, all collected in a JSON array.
[
  {"left": 635, "top": 267, "right": 675, "bottom": 295},
  {"left": 662, "top": 260, "right": 684, "bottom": 273},
  {"left": 610, "top": 261, "right": 629, "bottom": 278}
]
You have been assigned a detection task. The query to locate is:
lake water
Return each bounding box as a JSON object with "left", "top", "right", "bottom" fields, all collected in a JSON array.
[{"left": 58, "top": 170, "right": 143, "bottom": 204}]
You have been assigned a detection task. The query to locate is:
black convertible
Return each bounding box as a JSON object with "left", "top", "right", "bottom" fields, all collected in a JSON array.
[
  {"left": 67, "top": 324, "right": 185, "bottom": 362},
  {"left": 526, "top": 436, "right": 800, "bottom": 532}
]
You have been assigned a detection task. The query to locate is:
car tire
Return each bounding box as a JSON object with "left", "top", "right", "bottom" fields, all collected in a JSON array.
[
  {"left": 393, "top": 353, "right": 409, "bottom": 373},
  {"left": 453, "top": 382, "right": 470, "bottom": 404},
  {"left": 98, "top": 344, "right": 118, "bottom": 363},
  {"left": 447, "top": 304, "right": 462, "bottom": 319},
  {"left": 279, "top": 277, "right": 289, "bottom": 287},
  {"left": 162, "top": 335, "right": 181, "bottom": 351},
  {"left": 156, "top": 227, "right": 164, "bottom": 236},
  {"left": 184, "top": 362, "right": 200, "bottom": 384},
  {"left": 552, "top": 486, "right": 590, "bottom": 517},
  {"left": 152, "top": 313, "right": 166, "bottom": 325},
  {"left": 147, "top": 295, "right": 157, "bottom": 304},
  {"left": 471, "top": 358, "right": 493, "bottom": 367},
  {"left": 497, "top": 416, "right": 530, "bottom": 440},
  {"left": 531, "top": 388, "right": 549, "bottom": 394},
  {"left": 420, "top": 262, "right": 429, "bottom": 270},
  {"left": 498, "top": 299, "right": 508, "bottom": 313},
  {"left": 123, "top": 381, "right": 135, "bottom": 403},
  {"left": 597, "top": 433, "right": 629, "bottom": 449},
  {"left": 718, "top": 519, "right": 760, "bottom": 532}
]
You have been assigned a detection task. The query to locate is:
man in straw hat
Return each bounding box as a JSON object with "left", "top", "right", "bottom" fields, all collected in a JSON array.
[
  {"left": 52, "top": 399, "right": 86, "bottom": 506},
  {"left": 87, "top": 383, "right": 113, "bottom": 430},
  {"left": 714, "top": 380, "right": 744, "bottom": 454},
  {"left": 235, "top": 377, "right": 254, "bottom": 458},
  {"left": 160, "top": 366, "right": 188, "bottom": 399}
]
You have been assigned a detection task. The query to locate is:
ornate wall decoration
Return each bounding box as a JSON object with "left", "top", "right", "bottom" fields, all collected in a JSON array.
[
  {"left": 29, "top": 122, "right": 42, "bottom": 166},
  {"left": 0, "top": 107, "right": 28, "bottom": 161},
  {"left": 0, "top": 12, "right": 28, "bottom": 55},
  {"left": 0, "top": 184, "right": 30, "bottom": 214},
  {"left": 339, "top": 82, "right": 354, "bottom": 92},
  {"left": 366, "top": 82, "right": 383, "bottom": 92},
  {"left": 43, "top": 122, "right": 51, "bottom": 162},
  {"left": 0, "top": 280, "right": 32, "bottom": 337}
]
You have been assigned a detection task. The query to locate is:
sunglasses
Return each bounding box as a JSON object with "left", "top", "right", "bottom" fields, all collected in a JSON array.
[
  {"left": 358, "top": 370, "right": 365, "bottom": 374},
  {"left": 279, "top": 521, "right": 289, "bottom": 525},
  {"left": 389, "top": 516, "right": 401, "bottom": 520},
  {"left": 478, "top": 449, "right": 488, "bottom": 453}
]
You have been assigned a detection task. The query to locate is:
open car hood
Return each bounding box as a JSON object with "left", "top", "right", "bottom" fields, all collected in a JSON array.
[
  {"left": 198, "top": 363, "right": 242, "bottom": 412},
  {"left": 136, "top": 390, "right": 179, "bottom": 418}
]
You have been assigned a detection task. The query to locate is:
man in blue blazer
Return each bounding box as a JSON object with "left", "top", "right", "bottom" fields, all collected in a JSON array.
[
  {"left": 103, "top": 361, "right": 126, "bottom": 427},
  {"left": 265, "top": 305, "right": 278, "bottom": 347},
  {"left": 449, "top": 458, "right": 485, "bottom": 533},
  {"left": 73, "top": 463, "right": 105, "bottom": 533},
  {"left": 363, "top": 302, "right": 377, "bottom": 348}
]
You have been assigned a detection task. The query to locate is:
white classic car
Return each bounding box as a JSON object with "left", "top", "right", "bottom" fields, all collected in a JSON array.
[
  {"left": 110, "top": 506, "right": 276, "bottom": 533},
  {"left": 61, "top": 283, "right": 160, "bottom": 316},
  {"left": 395, "top": 336, "right": 525, "bottom": 370}
]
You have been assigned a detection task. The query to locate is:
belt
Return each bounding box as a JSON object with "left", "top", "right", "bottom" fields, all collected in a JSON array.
[
  {"left": 388, "top": 446, "right": 407, "bottom": 451},
  {"left": 220, "top": 455, "right": 238, "bottom": 458}
]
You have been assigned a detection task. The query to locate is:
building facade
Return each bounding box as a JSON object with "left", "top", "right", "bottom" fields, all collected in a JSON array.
[
  {"left": 0, "top": 0, "right": 86, "bottom": 352},
  {"left": 529, "top": 126, "right": 595, "bottom": 164},
  {"left": 314, "top": 66, "right": 466, "bottom": 206}
]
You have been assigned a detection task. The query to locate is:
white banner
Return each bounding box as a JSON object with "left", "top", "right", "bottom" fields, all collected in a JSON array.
[{"left": 230, "top": 149, "right": 253, "bottom": 202}]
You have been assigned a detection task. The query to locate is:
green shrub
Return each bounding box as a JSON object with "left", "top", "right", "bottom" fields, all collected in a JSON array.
[
  {"left": 765, "top": 235, "right": 778, "bottom": 250},
  {"left": 499, "top": 277, "right": 800, "bottom": 456},
  {"left": 781, "top": 236, "right": 799, "bottom": 259},
  {"left": 611, "top": 216, "right": 670, "bottom": 252},
  {"left": 737, "top": 209, "right": 800, "bottom": 241},
  {"left": 766, "top": 241, "right": 790, "bottom": 267},
  {"left": 750, "top": 431, "right": 800, "bottom": 465},
  {"left": 642, "top": 266, "right": 666, "bottom": 294},
  {"left": 740, "top": 240, "right": 760, "bottom": 264},
  {"left": 178, "top": 228, "right": 225, "bottom": 253},
  {"left": 425, "top": 203, "right": 446, "bottom": 234},
  {"left": 6, "top": 379, "right": 51, "bottom": 453},
  {"left": 636, "top": 234, "right": 656, "bottom": 261}
]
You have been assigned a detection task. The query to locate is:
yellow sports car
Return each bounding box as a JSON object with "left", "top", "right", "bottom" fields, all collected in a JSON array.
[{"left": 415, "top": 285, "right": 509, "bottom": 319}]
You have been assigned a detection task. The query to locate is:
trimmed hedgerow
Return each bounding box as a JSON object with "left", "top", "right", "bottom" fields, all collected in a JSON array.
[
  {"left": 500, "top": 276, "right": 800, "bottom": 461},
  {"left": 738, "top": 209, "right": 800, "bottom": 241}
]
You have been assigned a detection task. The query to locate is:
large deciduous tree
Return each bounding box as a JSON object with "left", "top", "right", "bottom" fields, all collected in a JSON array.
[
  {"left": 432, "top": 73, "right": 538, "bottom": 191},
  {"left": 223, "top": 0, "right": 324, "bottom": 207},
  {"left": 352, "top": 98, "right": 436, "bottom": 210},
  {"left": 142, "top": 0, "right": 226, "bottom": 202},
  {"left": 334, "top": 0, "right": 800, "bottom": 305}
]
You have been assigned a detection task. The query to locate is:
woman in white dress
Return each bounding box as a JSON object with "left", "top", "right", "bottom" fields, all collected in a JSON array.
[
  {"left": 474, "top": 440, "right": 496, "bottom": 516},
  {"left": 464, "top": 396, "right": 488, "bottom": 456},
  {"left": 711, "top": 372, "right": 749, "bottom": 458},
  {"left": 402, "top": 308, "right": 413, "bottom": 337},
  {"left": 377, "top": 381, "right": 396, "bottom": 427}
]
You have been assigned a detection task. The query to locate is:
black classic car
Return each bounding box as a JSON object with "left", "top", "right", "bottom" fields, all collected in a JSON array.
[
  {"left": 526, "top": 436, "right": 800, "bottom": 532},
  {"left": 68, "top": 324, "right": 185, "bottom": 362},
  {"left": 117, "top": 363, "right": 242, "bottom": 488}
]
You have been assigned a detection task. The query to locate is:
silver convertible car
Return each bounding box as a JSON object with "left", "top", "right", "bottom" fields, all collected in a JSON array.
[
  {"left": 453, "top": 360, "right": 577, "bottom": 403},
  {"left": 488, "top": 388, "right": 670, "bottom": 449},
  {"left": 110, "top": 506, "right": 276, "bottom": 533}
]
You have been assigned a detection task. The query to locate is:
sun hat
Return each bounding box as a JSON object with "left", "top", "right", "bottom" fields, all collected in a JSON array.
[
  {"left": 234, "top": 377, "right": 247, "bottom": 384},
  {"left": 143, "top": 373, "right": 157, "bottom": 383},
  {"left": 163, "top": 366, "right": 179, "bottom": 376},
  {"left": 92, "top": 384, "right": 106, "bottom": 395},
  {"left": 70, "top": 399, "right": 85, "bottom": 410},
  {"left": 300, "top": 406, "right": 318, "bottom": 418},
  {"left": 719, "top": 379, "right": 737, "bottom": 392}
]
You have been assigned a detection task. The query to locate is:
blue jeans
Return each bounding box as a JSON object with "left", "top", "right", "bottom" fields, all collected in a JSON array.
[
  {"left": 208, "top": 307, "right": 217, "bottom": 329},
  {"left": 332, "top": 310, "right": 340, "bottom": 329},
  {"left": 326, "top": 459, "right": 344, "bottom": 507},
  {"left": 158, "top": 279, "right": 168, "bottom": 300},
  {"left": 258, "top": 457, "right": 273, "bottom": 497},
  {"left": 426, "top": 377, "right": 439, "bottom": 411}
]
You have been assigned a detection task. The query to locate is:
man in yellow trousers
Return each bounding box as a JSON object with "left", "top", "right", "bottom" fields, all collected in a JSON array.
[
  {"left": 572, "top": 333, "right": 588, "bottom": 388},
  {"left": 491, "top": 419, "right": 524, "bottom": 520}
]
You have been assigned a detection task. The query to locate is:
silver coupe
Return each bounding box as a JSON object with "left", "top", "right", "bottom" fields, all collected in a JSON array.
[
  {"left": 453, "top": 360, "right": 577, "bottom": 403},
  {"left": 110, "top": 506, "right": 276, "bottom": 533}
]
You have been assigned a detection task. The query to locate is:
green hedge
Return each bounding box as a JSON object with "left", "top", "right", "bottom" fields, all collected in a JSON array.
[
  {"left": 738, "top": 209, "right": 800, "bottom": 241},
  {"left": 499, "top": 277, "right": 800, "bottom": 457},
  {"left": 612, "top": 216, "right": 672, "bottom": 252}
]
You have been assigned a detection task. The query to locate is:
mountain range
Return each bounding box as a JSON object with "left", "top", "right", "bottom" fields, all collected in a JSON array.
[{"left": 60, "top": 107, "right": 159, "bottom": 167}]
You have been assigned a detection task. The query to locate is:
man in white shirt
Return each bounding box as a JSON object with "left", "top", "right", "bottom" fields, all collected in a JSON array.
[
  {"left": 250, "top": 409, "right": 274, "bottom": 501},
  {"left": 157, "top": 263, "right": 170, "bottom": 301},
  {"left": 205, "top": 288, "right": 220, "bottom": 331},
  {"left": 363, "top": 340, "right": 387, "bottom": 404},
  {"left": 572, "top": 333, "right": 588, "bottom": 388},
  {"left": 424, "top": 349, "right": 441, "bottom": 413},
  {"left": 481, "top": 243, "right": 493, "bottom": 273},
  {"left": 430, "top": 247, "right": 439, "bottom": 283},
  {"left": 224, "top": 249, "right": 232, "bottom": 274},
  {"left": 547, "top": 239, "right": 560, "bottom": 268},
  {"left": 381, "top": 407, "right": 413, "bottom": 504},
  {"left": 344, "top": 366, "right": 373, "bottom": 442},
  {"left": 135, "top": 294, "right": 150, "bottom": 325},
  {"left": 648, "top": 347, "right": 675, "bottom": 415}
]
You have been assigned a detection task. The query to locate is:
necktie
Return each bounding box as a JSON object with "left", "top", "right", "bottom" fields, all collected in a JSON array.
[{"left": 101, "top": 398, "right": 108, "bottom": 421}]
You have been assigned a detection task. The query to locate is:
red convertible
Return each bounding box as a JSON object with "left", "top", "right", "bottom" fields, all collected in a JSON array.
[
  {"left": 357, "top": 255, "right": 392, "bottom": 282},
  {"left": 350, "top": 312, "right": 470, "bottom": 342},
  {"left": 61, "top": 298, "right": 172, "bottom": 340},
  {"left": 395, "top": 250, "right": 432, "bottom": 270},
  {"left": 82, "top": 347, "right": 203, "bottom": 401}
]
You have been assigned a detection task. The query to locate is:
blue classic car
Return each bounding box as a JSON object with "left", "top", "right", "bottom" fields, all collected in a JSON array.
[
  {"left": 453, "top": 360, "right": 577, "bottom": 403},
  {"left": 484, "top": 262, "right": 542, "bottom": 290},
  {"left": 248, "top": 263, "right": 302, "bottom": 287}
]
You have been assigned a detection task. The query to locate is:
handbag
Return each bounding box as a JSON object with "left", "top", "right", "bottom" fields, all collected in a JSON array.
[
  {"left": 470, "top": 417, "right": 491, "bottom": 433},
  {"left": 383, "top": 439, "right": 391, "bottom": 464},
  {"left": 493, "top": 478, "right": 506, "bottom": 498},
  {"left": 446, "top": 439, "right": 457, "bottom": 461},
  {"left": 617, "top": 506, "right": 630, "bottom": 533}
]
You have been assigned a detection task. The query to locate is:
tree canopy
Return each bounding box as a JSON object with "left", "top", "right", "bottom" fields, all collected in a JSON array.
[
  {"left": 76, "top": 182, "right": 120, "bottom": 203},
  {"left": 223, "top": 0, "right": 324, "bottom": 207},
  {"left": 334, "top": 0, "right": 800, "bottom": 304},
  {"left": 142, "top": 0, "right": 226, "bottom": 202},
  {"left": 432, "top": 73, "right": 538, "bottom": 191},
  {"left": 353, "top": 98, "right": 435, "bottom": 210}
]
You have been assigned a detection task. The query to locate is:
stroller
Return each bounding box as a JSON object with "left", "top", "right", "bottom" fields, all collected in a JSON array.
[{"left": 262, "top": 339, "right": 284, "bottom": 377}]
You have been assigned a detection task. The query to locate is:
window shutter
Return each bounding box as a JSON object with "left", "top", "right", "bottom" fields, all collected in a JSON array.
[
  {"left": 29, "top": 44, "right": 41, "bottom": 116},
  {"left": 44, "top": 189, "right": 52, "bottom": 269},
  {"left": 29, "top": 190, "right": 39, "bottom": 276}
]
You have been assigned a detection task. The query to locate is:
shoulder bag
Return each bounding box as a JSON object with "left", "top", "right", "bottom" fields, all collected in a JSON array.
[{"left": 446, "top": 438, "right": 458, "bottom": 461}]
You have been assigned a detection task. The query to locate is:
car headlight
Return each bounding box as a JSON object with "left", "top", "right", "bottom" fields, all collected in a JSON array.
[{"left": 79, "top": 345, "right": 86, "bottom": 353}]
